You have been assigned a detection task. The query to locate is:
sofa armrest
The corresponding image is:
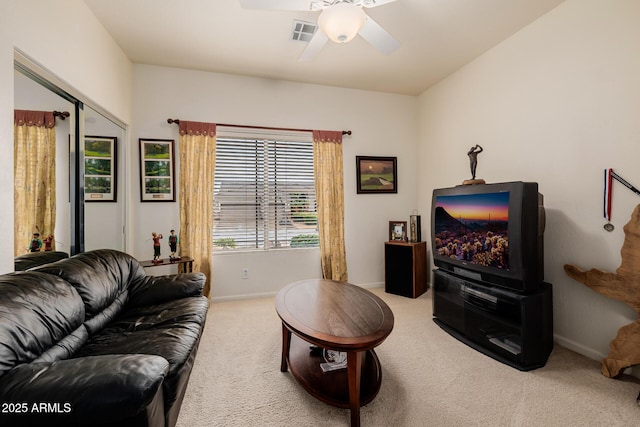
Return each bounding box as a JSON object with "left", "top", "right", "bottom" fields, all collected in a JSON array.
[
  {"left": 128, "top": 272, "right": 206, "bottom": 307},
  {"left": 0, "top": 354, "right": 168, "bottom": 427}
]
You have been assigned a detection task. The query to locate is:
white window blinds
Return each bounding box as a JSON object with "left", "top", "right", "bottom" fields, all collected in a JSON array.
[{"left": 213, "top": 137, "right": 318, "bottom": 251}]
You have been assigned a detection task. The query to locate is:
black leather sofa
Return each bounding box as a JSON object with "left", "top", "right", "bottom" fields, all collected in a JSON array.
[
  {"left": 0, "top": 249, "right": 209, "bottom": 427},
  {"left": 14, "top": 250, "right": 69, "bottom": 271}
]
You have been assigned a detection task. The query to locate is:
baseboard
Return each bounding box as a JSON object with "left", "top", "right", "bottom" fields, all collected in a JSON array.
[
  {"left": 555, "top": 334, "right": 640, "bottom": 379},
  {"left": 356, "top": 281, "right": 385, "bottom": 290},
  {"left": 211, "top": 291, "right": 278, "bottom": 303},
  {"left": 553, "top": 334, "right": 607, "bottom": 362},
  {"left": 210, "top": 281, "right": 385, "bottom": 303}
]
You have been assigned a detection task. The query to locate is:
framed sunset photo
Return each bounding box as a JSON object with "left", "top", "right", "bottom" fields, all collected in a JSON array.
[{"left": 356, "top": 156, "right": 397, "bottom": 194}]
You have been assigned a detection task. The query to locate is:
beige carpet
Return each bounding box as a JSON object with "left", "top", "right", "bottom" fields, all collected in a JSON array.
[{"left": 176, "top": 288, "right": 640, "bottom": 427}]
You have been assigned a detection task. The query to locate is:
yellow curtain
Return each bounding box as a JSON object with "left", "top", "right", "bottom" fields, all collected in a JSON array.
[
  {"left": 313, "top": 130, "right": 348, "bottom": 282},
  {"left": 14, "top": 110, "right": 56, "bottom": 256},
  {"left": 178, "top": 121, "right": 216, "bottom": 297}
]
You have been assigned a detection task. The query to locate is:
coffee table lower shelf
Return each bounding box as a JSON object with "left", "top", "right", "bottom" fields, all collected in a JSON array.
[{"left": 285, "top": 334, "right": 383, "bottom": 409}]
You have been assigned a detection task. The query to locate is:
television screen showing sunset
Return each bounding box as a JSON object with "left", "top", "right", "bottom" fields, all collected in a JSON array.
[{"left": 434, "top": 192, "right": 510, "bottom": 270}]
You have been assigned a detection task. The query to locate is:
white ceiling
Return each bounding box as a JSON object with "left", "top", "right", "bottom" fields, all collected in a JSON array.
[{"left": 83, "top": 0, "right": 565, "bottom": 96}]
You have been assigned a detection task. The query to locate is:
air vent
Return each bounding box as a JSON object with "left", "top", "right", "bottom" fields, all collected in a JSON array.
[{"left": 291, "top": 20, "right": 317, "bottom": 42}]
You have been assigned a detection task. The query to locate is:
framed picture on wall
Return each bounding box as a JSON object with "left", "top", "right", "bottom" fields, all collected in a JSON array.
[
  {"left": 356, "top": 156, "right": 397, "bottom": 194},
  {"left": 84, "top": 135, "right": 117, "bottom": 202},
  {"left": 139, "top": 138, "right": 176, "bottom": 202}
]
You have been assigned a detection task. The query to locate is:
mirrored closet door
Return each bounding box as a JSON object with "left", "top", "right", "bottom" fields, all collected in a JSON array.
[{"left": 14, "top": 62, "right": 127, "bottom": 261}]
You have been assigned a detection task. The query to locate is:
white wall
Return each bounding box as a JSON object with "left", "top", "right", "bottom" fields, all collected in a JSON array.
[
  {"left": 2, "top": 1, "right": 133, "bottom": 123},
  {"left": 418, "top": 0, "right": 640, "bottom": 365},
  {"left": 132, "top": 64, "right": 418, "bottom": 300},
  {"left": 0, "top": 0, "right": 133, "bottom": 272}
]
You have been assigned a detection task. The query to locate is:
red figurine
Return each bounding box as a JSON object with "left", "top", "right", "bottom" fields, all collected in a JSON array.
[
  {"left": 152, "top": 232, "right": 163, "bottom": 263},
  {"left": 43, "top": 234, "right": 54, "bottom": 251}
]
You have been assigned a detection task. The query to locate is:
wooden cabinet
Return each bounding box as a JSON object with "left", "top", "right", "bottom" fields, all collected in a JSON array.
[{"left": 384, "top": 241, "right": 428, "bottom": 298}]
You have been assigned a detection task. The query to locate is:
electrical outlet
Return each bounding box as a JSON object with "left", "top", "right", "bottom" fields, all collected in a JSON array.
[{"left": 242, "top": 268, "right": 249, "bottom": 279}]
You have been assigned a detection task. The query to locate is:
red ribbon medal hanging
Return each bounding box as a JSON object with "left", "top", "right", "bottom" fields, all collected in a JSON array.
[
  {"left": 604, "top": 168, "right": 640, "bottom": 232},
  {"left": 604, "top": 169, "right": 614, "bottom": 231}
]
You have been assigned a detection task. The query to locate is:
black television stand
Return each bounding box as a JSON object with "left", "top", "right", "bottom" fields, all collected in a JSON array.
[{"left": 432, "top": 269, "right": 553, "bottom": 371}]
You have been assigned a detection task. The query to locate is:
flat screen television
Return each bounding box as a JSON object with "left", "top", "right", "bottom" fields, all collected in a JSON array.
[{"left": 431, "top": 182, "right": 544, "bottom": 293}]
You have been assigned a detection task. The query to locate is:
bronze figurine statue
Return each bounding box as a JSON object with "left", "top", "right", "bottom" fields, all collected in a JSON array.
[{"left": 467, "top": 145, "right": 483, "bottom": 180}]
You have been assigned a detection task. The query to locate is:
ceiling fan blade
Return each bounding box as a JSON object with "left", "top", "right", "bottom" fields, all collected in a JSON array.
[
  {"left": 361, "top": 0, "right": 397, "bottom": 8},
  {"left": 239, "top": 0, "right": 314, "bottom": 11},
  {"left": 298, "top": 30, "right": 329, "bottom": 61},
  {"left": 358, "top": 15, "right": 400, "bottom": 55}
]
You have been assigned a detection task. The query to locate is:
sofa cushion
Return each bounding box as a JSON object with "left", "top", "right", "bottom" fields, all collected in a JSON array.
[
  {"left": 34, "top": 249, "right": 146, "bottom": 334},
  {"left": 14, "top": 250, "right": 69, "bottom": 271},
  {"left": 76, "top": 296, "right": 209, "bottom": 411},
  {"left": 128, "top": 272, "right": 206, "bottom": 308},
  {"left": 76, "top": 296, "right": 208, "bottom": 375},
  {"left": 32, "top": 325, "right": 89, "bottom": 364},
  {"left": 0, "top": 354, "right": 168, "bottom": 427},
  {"left": 0, "top": 272, "right": 84, "bottom": 376}
]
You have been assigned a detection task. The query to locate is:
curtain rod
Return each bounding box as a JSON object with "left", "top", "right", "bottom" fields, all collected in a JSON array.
[
  {"left": 167, "top": 118, "right": 351, "bottom": 136},
  {"left": 53, "top": 111, "right": 70, "bottom": 120}
]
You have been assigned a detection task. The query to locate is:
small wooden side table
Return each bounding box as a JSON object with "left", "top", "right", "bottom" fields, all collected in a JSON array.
[
  {"left": 384, "top": 241, "right": 428, "bottom": 298},
  {"left": 140, "top": 256, "right": 194, "bottom": 273}
]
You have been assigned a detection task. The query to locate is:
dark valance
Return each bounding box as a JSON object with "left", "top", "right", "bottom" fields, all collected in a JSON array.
[
  {"left": 14, "top": 110, "right": 56, "bottom": 128},
  {"left": 313, "top": 130, "right": 343, "bottom": 144},
  {"left": 169, "top": 118, "right": 350, "bottom": 139},
  {"left": 178, "top": 120, "right": 217, "bottom": 137}
]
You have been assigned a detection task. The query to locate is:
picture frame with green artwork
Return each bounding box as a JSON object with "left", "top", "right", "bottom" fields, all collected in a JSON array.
[
  {"left": 84, "top": 135, "right": 117, "bottom": 202},
  {"left": 356, "top": 155, "right": 397, "bottom": 194},
  {"left": 139, "top": 138, "right": 176, "bottom": 202}
]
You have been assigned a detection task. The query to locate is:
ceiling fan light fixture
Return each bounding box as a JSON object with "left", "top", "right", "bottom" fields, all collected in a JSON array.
[{"left": 317, "top": 3, "right": 366, "bottom": 44}]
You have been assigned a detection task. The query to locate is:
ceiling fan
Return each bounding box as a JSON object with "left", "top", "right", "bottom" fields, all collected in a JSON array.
[{"left": 240, "top": 0, "right": 400, "bottom": 61}]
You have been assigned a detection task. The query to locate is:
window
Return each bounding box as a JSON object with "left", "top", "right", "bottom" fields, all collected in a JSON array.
[{"left": 213, "top": 136, "right": 318, "bottom": 251}]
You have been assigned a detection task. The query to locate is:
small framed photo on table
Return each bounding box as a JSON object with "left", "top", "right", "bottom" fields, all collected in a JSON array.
[
  {"left": 139, "top": 138, "right": 176, "bottom": 202},
  {"left": 389, "top": 221, "right": 407, "bottom": 241}
]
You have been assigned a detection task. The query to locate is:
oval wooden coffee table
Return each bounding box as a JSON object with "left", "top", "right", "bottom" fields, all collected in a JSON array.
[{"left": 276, "top": 279, "right": 394, "bottom": 427}]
